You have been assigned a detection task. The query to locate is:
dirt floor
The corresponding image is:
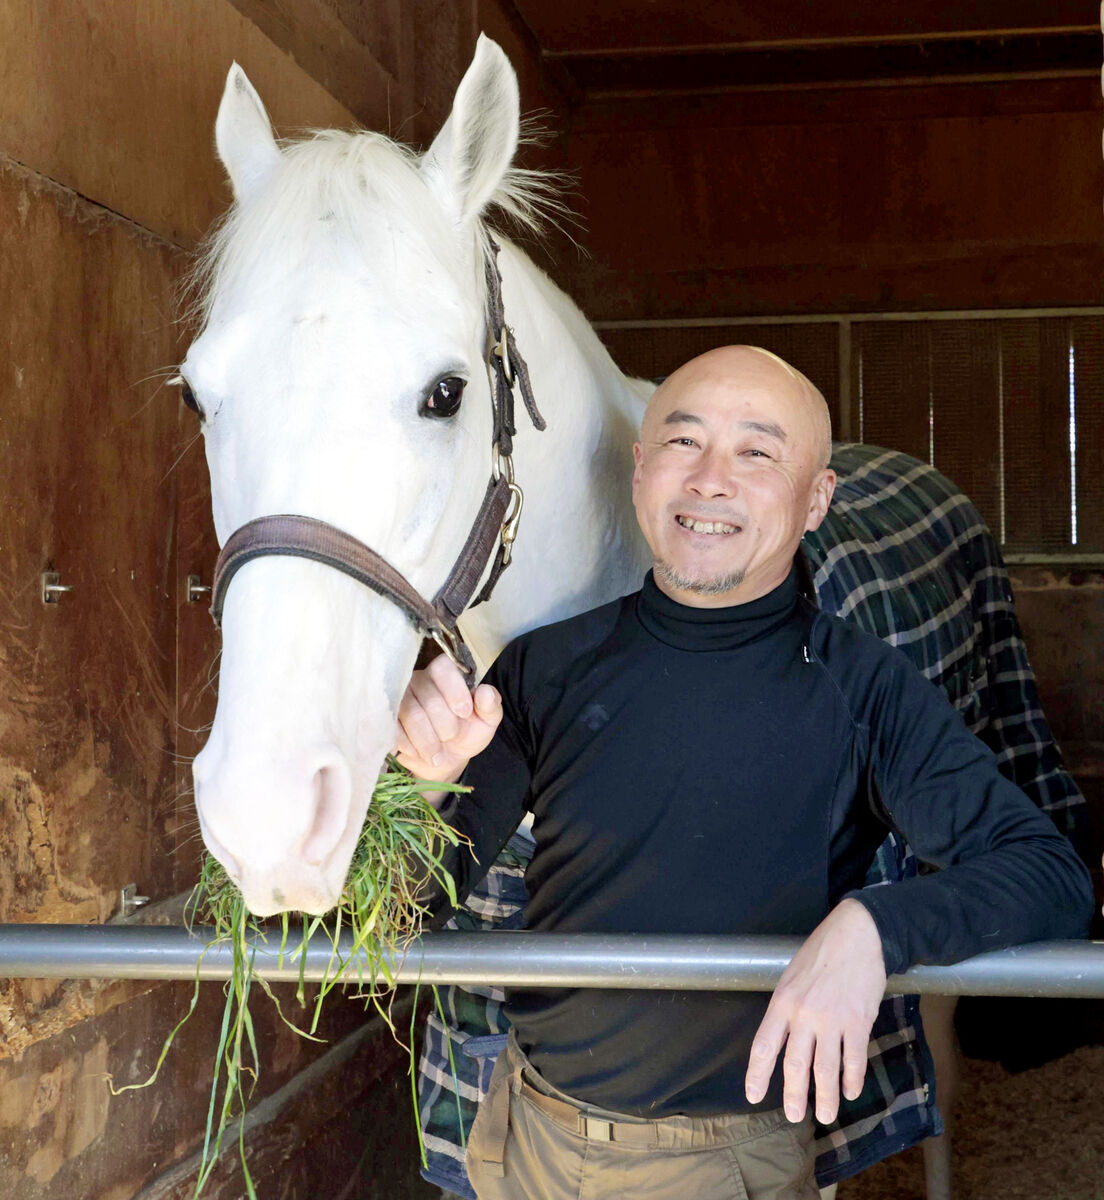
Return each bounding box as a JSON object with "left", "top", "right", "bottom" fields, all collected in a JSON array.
[{"left": 838, "top": 1044, "right": 1104, "bottom": 1200}]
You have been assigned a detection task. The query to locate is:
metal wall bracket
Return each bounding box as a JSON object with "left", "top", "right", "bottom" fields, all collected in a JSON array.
[
  {"left": 41, "top": 571, "right": 73, "bottom": 604},
  {"left": 114, "top": 883, "right": 150, "bottom": 922},
  {"left": 186, "top": 574, "right": 212, "bottom": 604}
]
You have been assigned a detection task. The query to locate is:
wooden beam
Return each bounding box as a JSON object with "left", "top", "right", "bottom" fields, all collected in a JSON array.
[
  {"left": 510, "top": 0, "right": 1094, "bottom": 56},
  {"left": 554, "top": 31, "right": 1100, "bottom": 99},
  {"left": 571, "top": 77, "right": 1102, "bottom": 135},
  {"left": 226, "top": 0, "right": 400, "bottom": 128}
]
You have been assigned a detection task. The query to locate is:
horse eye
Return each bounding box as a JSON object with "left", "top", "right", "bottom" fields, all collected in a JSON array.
[
  {"left": 422, "top": 376, "right": 465, "bottom": 419},
  {"left": 180, "top": 379, "right": 204, "bottom": 418}
]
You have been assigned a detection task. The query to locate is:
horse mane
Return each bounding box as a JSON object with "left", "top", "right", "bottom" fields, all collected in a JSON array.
[{"left": 186, "top": 123, "right": 570, "bottom": 329}]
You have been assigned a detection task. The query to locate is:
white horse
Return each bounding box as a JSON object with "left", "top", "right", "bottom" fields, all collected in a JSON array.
[{"left": 186, "top": 36, "right": 652, "bottom": 917}]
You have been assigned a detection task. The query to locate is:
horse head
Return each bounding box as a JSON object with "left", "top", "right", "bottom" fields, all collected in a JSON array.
[{"left": 184, "top": 37, "right": 537, "bottom": 916}]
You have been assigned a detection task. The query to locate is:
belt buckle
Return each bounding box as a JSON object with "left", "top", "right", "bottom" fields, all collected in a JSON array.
[{"left": 583, "top": 1116, "right": 613, "bottom": 1142}]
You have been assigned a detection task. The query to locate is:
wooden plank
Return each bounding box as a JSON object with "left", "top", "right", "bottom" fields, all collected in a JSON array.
[
  {"left": 598, "top": 322, "right": 840, "bottom": 423},
  {"left": 172, "top": 402, "right": 222, "bottom": 895},
  {"left": 0, "top": 157, "right": 185, "bottom": 1052},
  {"left": 851, "top": 322, "right": 932, "bottom": 460},
  {"left": 1010, "top": 566, "right": 1104, "bottom": 756},
  {"left": 226, "top": 0, "right": 402, "bottom": 129},
  {"left": 142, "top": 997, "right": 434, "bottom": 1199},
  {"left": 404, "top": 0, "right": 473, "bottom": 147},
  {"left": 510, "top": 0, "right": 1092, "bottom": 54},
  {"left": 561, "top": 90, "right": 1104, "bottom": 320},
  {"left": 929, "top": 320, "right": 1002, "bottom": 532},
  {"left": 1070, "top": 316, "right": 1104, "bottom": 553},
  {"left": 558, "top": 32, "right": 1099, "bottom": 99},
  {"left": 0, "top": 0, "right": 356, "bottom": 246},
  {"left": 478, "top": 0, "right": 576, "bottom": 123},
  {"left": 1001, "top": 317, "right": 1074, "bottom": 551},
  {"left": 572, "top": 77, "right": 1102, "bottom": 134},
  {"left": 564, "top": 108, "right": 1103, "bottom": 313},
  {"left": 0, "top": 975, "right": 415, "bottom": 1198},
  {"left": 560, "top": 246, "right": 1104, "bottom": 324},
  {"left": 0, "top": 987, "right": 179, "bottom": 1195}
]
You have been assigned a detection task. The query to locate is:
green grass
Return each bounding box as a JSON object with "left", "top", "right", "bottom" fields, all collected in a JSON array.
[{"left": 113, "top": 758, "right": 469, "bottom": 1198}]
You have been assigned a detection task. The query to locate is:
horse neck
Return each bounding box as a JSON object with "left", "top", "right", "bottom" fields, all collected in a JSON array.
[{"left": 458, "top": 239, "right": 652, "bottom": 667}]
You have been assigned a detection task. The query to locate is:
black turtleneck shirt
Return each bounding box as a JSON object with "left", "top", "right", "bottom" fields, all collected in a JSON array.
[{"left": 437, "top": 570, "right": 1092, "bottom": 1117}]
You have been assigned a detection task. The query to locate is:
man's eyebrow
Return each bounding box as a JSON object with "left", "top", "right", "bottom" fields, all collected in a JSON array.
[
  {"left": 741, "top": 420, "right": 787, "bottom": 441},
  {"left": 659, "top": 411, "right": 788, "bottom": 442}
]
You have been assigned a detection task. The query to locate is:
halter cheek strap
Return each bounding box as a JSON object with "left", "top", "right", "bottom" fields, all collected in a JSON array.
[{"left": 208, "top": 239, "right": 544, "bottom": 679}]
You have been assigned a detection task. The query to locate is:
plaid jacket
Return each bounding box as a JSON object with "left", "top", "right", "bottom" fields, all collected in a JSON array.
[{"left": 417, "top": 442, "right": 1086, "bottom": 1196}]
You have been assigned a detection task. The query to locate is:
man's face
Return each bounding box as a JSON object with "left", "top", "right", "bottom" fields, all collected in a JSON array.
[{"left": 631, "top": 349, "right": 836, "bottom": 608}]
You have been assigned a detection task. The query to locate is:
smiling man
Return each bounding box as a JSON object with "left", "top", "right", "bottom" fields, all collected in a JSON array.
[
  {"left": 397, "top": 345, "right": 1092, "bottom": 1200},
  {"left": 634, "top": 346, "right": 835, "bottom": 604}
]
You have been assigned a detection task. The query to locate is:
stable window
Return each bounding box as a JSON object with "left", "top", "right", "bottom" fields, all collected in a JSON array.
[{"left": 597, "top": 309, "right": 1104, "bottom": 560}]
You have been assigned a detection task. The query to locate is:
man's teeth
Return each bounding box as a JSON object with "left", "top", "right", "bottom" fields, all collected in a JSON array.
[{"left": 677, "top": 515, "right": 738, "bottom": 535}]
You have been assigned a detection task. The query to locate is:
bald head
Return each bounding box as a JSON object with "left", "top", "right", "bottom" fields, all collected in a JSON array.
[
  {"left": 645, "top": 346, "right": 833, "bottom": 470},
  {"left": 632, "top": 344, "right": 837, "bottom": 607}
]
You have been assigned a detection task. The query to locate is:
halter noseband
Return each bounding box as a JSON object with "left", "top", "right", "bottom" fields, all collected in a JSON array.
[{"left": 208, "top": 238, "right": 546, "bottom": 677}]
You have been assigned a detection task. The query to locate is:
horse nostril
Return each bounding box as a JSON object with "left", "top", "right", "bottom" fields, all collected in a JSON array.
[{"left": 301, "top": 760, "right": 352, "bottom": 866}]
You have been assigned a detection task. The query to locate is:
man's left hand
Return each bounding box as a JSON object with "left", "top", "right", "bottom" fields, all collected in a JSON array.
[{"left": 744, "top": 898, "right": 886, "bottom": 1125}]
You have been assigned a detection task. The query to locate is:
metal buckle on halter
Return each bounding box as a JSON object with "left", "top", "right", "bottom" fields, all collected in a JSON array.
[
  {"left": 430, "top": 625, "right": 474, "bottom": 676},
  {"left": 491, "top": 324, "right": 515, "bottom": 386}
]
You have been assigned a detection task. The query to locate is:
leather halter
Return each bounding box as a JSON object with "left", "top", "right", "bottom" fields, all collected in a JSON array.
[{"left": 209, "top": 238, "right": 546, "bottom": 677}]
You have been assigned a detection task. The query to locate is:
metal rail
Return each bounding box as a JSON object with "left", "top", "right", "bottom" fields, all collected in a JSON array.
[{"left": 1, "top": 926, "right": 1102, "bottom": 997}]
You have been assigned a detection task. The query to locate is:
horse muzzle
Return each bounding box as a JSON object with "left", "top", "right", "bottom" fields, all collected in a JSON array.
[{"left": 193, "top": 739, "right": 360, "bottom": 917}]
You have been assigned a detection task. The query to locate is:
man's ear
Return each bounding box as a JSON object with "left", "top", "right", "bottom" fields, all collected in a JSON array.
[
  {"left": 215, "top": 63, "right": 281, "bottom": 202},
  {"left": 631, "top": 441, "right": 647, "bottom": 505},
  {"left": 804, "top": 469, "right": 837, "bottom": 533},
  {"left": 420, "top": 34, "right": 520, "bottom": 226}
]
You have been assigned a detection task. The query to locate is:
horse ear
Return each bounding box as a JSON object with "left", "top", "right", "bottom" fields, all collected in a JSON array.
[
  {"left": 215, "top": 63, "right": 281, "bottom": 202},
  {"left": 422, "top": 34, "right": 520, "bottom": 225}
]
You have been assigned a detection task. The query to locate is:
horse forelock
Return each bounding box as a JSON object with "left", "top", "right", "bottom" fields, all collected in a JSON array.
[{"left": 186, "top": 124, "right": 569, "bottom": 330}]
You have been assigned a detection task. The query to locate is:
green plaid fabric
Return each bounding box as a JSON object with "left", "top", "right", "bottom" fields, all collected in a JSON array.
[
  {"left": 806, "top": 444, "right": 1083, "bottom": 844},
  {"left": 417, "top": 442, "right": 1086, "bottom": 1196}
]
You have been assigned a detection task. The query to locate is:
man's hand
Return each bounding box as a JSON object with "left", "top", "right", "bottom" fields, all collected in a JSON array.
[
  {"left": 395, "top": 653, "right": 502, "bottom": 788},
  {"left": 744, "top": 898, "right": 885, "bottom": 1126}
]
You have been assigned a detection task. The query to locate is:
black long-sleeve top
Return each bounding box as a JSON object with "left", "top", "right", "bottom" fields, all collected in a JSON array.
[{"left": 435, "top": 570, "right": 1092, "bottom": 1117}]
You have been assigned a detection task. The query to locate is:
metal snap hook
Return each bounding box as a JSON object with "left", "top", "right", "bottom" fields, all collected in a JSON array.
[{"left": 500, "top": 483, "right": 525, "bottom": 566}]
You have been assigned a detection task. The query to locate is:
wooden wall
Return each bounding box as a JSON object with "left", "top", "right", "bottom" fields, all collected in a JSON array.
[
  {"left": 0, "top": 3, "right": 566, "bottom": 1197},
  {"left": 558, "top": 78, "right": 1104, "bottom": 318}
]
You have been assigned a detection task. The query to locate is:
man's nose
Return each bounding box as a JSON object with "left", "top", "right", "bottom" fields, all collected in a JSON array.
[{"left": 687, "top": 448, "right": 737, "bottom": 497}]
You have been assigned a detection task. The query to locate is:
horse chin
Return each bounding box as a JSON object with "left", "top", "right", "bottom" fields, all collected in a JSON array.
[{"left": 236, "top": 859, "right": 348, "bottom": 919}]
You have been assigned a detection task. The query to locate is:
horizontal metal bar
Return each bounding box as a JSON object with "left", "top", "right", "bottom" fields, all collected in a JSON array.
[{"left": 1, "top": 926, "right": 1102, "bottom": 998}]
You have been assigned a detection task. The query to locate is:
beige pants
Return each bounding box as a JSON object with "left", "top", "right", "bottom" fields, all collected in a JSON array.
[{"left": 467, "top": 1034, "right": 818, "bottom": 1200}]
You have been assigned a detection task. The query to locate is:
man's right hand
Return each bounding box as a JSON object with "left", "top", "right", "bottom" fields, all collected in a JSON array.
[{"left": 395, "top": 652, "right": 503, "bottom": 786}]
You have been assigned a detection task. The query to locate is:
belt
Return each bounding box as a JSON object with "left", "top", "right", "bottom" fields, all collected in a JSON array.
[
  {"left": 479, "top": 1038, "right": 657, "bottom": 1178},
  {"left": 518, "top": 1079, "right": 659, "bottom": 1145}
]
